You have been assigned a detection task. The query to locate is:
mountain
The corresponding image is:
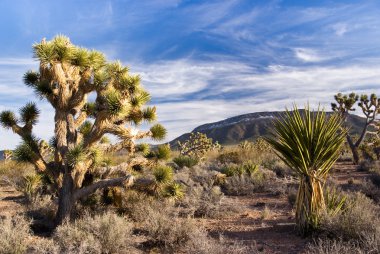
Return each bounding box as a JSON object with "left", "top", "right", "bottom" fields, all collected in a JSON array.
[
  {"left": 170, "top": 111, "right": 367, "bottom": 146},
  {"left": 0, "top": 150, "right": 3, "bottom": 160}
]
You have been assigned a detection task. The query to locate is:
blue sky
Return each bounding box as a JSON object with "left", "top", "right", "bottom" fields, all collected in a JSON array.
[{"left": 1, "top": 0, "right": 380, "bottom": 149}]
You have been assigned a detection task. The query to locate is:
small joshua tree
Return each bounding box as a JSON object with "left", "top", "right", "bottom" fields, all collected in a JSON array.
[
  {"left": 267, "top": 106, "right": 346, "bottom": 235},
  {"left": 178, "top": 132, "right": 220, "bottom": 159},
  {"left": 3, "top": 149, "right": 13, "bottom": 161},
  {"left": 332, "top": 92, "right": 380, "bottom": 164},
  {"left": 0, "top": 36, "right": 166, "bottom": 224}
]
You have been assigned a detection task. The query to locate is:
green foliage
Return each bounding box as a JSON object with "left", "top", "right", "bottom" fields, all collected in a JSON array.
[
  {"left": 130, "top": 90, "right": 150, "bottom": 107},
  {"left": 79, "top": 121, "right": 93, "bottom": 137},
  {"left": 19, "top": 102, "right": 40, "bottom": 125},
  {"left": 266, "top": 105, "right": 347, "bottom": 235},
  {"left": 67, "top": 146, "right": 86, "bottom": 166},
  {"left": 156, "top": 144, "right": 171, "bottom": 160},
  {"left": 142, "top": 106, "right": 157, "bottom": 122},
  {"left": 163, "top": 182, "right": 184, "bottom": 200},
  {"left": 0, "top": 110, "right": 18, "bottom": 128},
  {"left": 178, "top": 132, "right": 220, "bottom": 159},
  {"left": 324, "top": 187, "right": 347, "bottom": 216},
  {"left": 83, "top": 102, "right": 97, "bottom": 117},
  {"left": 221, "top": 161, "right": 258, "bottom": 177},
  {"left": 136, "top": 143, "right": 150, "bottom": 156},
  {"left": 150, "top": 124, "right": 167, "bottom": 141},
  {"left": 146, "top": 144, "right": 171, "bottom": 160},
  {"left": 34, "top": 80, "right": 53, "bottom": 98},
  {"left": 331, "top": 92, "right": 359, "bottom": 114},
  {"left": 19, "top": 173, "right": 43, "bottom": 201},
  {"left": 23, "top": 70, "right": 40, "bottom": 87},
  {"left": 173, "top": 156, "right": 199, "bottom": 168},
  {"left": 13, "top": 143, "right": 35, "bottom": 163},
  {"left": 105, "top": 90, "right": 125, "bottom": 117},
  {"left": 153, "top": 165, "right": 173, "bottom": 184}
]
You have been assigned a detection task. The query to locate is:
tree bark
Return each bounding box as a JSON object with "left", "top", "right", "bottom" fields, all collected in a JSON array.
[
  {"left": 346, "top": 135, "right": 360, "bottom": 165},
  {"left": 55, "top": 173, "right": 75, "bottom": 226}
]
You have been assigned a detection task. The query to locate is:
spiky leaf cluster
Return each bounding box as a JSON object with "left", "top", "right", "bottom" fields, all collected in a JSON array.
[
  {"left": 153, "top": 165, "right": 173, "bottom": 184},
  {"left": 266, "top": 105, "right": 347, "bottom": 235},
  {"left": 178, "top": 132, "right": 220, "bottom": 159},
  {"left": 150, "top": 124, "right": 167, "bottom": 141},
  {"left": 146, "top": 144, "right": 171, "bottom": 160}
]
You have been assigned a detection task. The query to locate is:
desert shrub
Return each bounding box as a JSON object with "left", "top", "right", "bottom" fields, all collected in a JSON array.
[
  {"left": 357, "top": 179, "right": 380, "bottom": 204},
  {"left": 173, "top": 155, "right": 199, "bottom": 168},
  {"left": 174, "top": 166, "right": 240, "bottom": 218},
  {"left": 183, "top": 232, "right": 252, "bottom": 254},
  {"left": 0, "top": 215, "right": 31, "bottom": 254},
  {"left": 28, "top": 238, "right": 60, "bottom": 254},
  {"left": 265, "top": 160, "right": 295, "bottom": 178},
  {"left": 179, "top": 184, "right": 227, "bottom": 218},
  {"left": 217, "top": 151, "right": 242, "bottom": 164},
  {"left": 221, "top": 168, "right": 276, "bottom": 196},
  {"left": 306, "top": 238, "right": 363, "bottom": 254},
  {"left": 319, "top": 192, "right": 380, "bottom": 249},
  {"left": 178, "top": 132, "right": 220, "bottom": 159},
  {"left": 132, "top": 199, "right": 246, "bottom": 252},
  {"left": 54, "top": 212, "right": 136, "bottom": 253},
  {"left": 221, "top": 161, "right": 258, "bottom": 177}
]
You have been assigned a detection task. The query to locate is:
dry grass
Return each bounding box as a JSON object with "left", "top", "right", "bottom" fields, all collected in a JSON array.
[
  {"left": 54, "top": 212, "right": 136, "bottom": 254},
  {"left": 318, "top": 192, "right": 380, "bottom": 252},
  {"left": 0, "top": 215, "right": 31, "bottom": 254}
]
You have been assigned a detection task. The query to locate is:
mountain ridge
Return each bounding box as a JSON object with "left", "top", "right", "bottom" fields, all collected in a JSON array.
[{"left": 170, "top": 110, "right": 366, "bottom": 146}]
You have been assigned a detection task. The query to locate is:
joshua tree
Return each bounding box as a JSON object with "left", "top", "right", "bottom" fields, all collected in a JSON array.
[
  {"left": 178, "top": 132, "right": 220, "bottom": 159},
  {"left": 0, "top": 36, "right": 166, "bottom": 225},
  {"left": 331, "top": 92, "right": 380, "bottom": 164},
  {"left": 266, "top": 106, "right": 346, "bottom": 235},
  {"left": 3, "top": 149, "right": 13, "bottom": 161}
]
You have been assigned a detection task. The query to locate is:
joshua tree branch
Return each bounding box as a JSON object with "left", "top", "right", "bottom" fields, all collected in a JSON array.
[{"left": 73, "top": 175, "right": 134, "bottom": 200}]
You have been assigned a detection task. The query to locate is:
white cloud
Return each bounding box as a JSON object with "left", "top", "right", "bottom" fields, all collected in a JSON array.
[
  {"left": 294, "top": 48, "right": 328, "bottom": 63},
  {"left": 2, "top": 57, "right": 380, "bottom": 149},
  {"left": 331, "top": 23, "right": 348, "bottom": 36}
]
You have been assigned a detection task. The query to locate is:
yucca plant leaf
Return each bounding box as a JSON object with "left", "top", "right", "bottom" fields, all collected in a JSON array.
[
  {"left": 79, "top": 121, "right": 93, "bottom": 138},
  {"left": 153, "top": 165, "right": 173, "bottom": 184},
  {"left": 142, "top": 106, "right": 157, "bottom": 122},
  {"left": 34, "top": 80, "right": 53, "bottom": 98},
  {"left": 266, "top": 105, "right": 347, "bottom": 235},
  {"left": 23, "top": 71, "right": 40, "bottom": 87},
  {"left": 0, "top": 111, "right": 18, "bottom": 128},
  {"left": 13, "top": 142, "right": 35, "bottom": 163},
  {"left": 67, "top": 145, "right": 86, "bottom": 167},
  {"left": 19, "top": 102, "right": 40, "bottom": 125},
  {"left": 150, "top": 124, "right": 166, "bottom": 141}
]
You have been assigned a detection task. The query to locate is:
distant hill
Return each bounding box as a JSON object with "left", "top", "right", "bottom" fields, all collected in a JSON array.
[
  {"left": 169, "top": 111, "right": 366, "bottom": 147},
  {"left": 0, "top": 150, "right": 4, "bottom": 160}
]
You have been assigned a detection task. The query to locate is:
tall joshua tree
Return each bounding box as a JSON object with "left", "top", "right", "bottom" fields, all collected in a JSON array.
[
  {"left": 332, "top": 92, "right": 380, "bottom": 164},
  {"left": 0, "top": 36, "right": 166, "bottom": 224}
]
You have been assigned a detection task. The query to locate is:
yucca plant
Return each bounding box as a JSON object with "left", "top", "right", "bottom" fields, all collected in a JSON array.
[{"left": 266, "top": 105, "right": 346, "bottom": 235}]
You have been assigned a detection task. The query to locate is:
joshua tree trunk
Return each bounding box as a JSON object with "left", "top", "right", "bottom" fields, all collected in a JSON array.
[
  {"left": 295, "top": 173, "right": 325, "bottom": 235},
  {"left": 346, "top": 135, "right": 360, "bottom": 165},
  {"left": 55, "top": 173, "right": 75, "bottom": 225}
]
